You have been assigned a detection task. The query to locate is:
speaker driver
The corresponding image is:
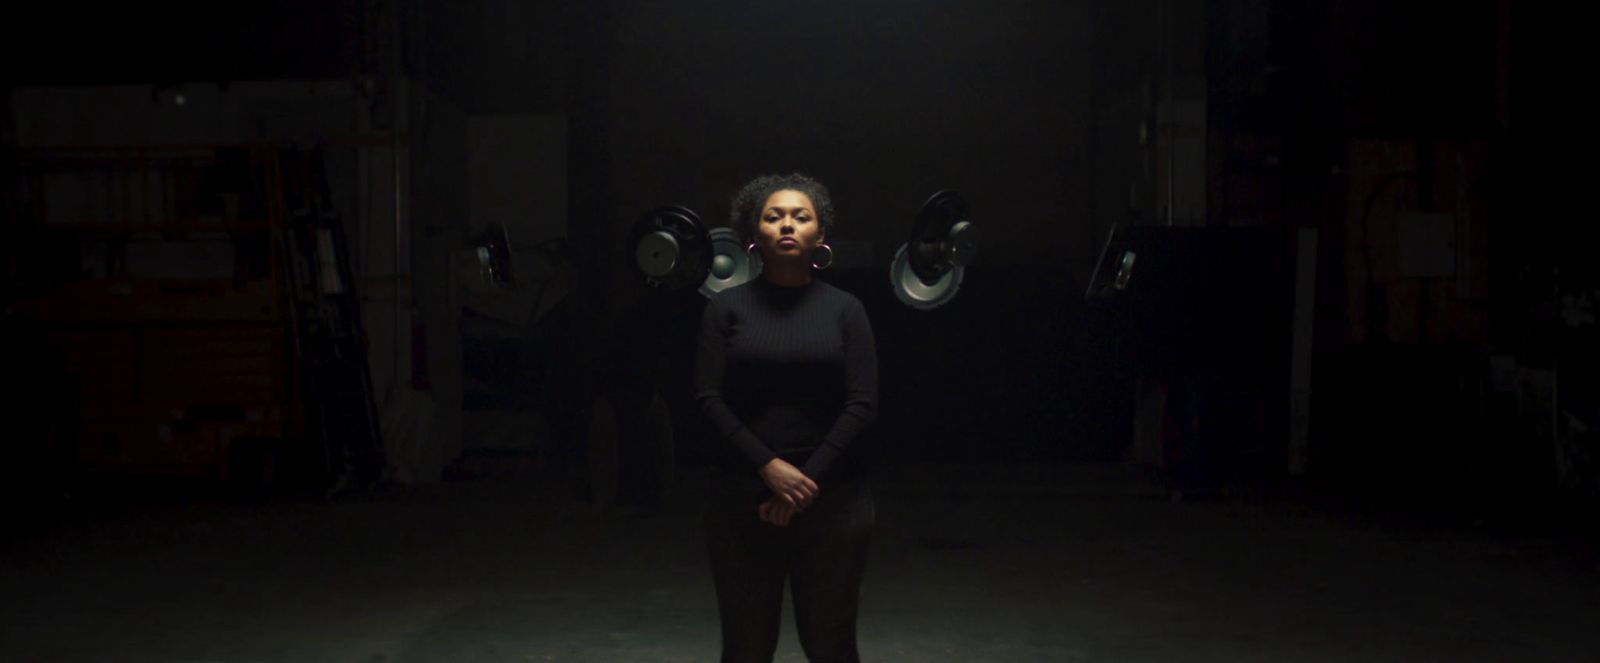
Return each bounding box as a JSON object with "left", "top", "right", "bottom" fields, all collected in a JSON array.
[
  {"left": 699, "top": 227, "right": 763, "bottom": 298},
  {"left": 890, "top": 242, "right": 963, "bottom": 310},
  {"left": 629, "top": 206, "right": 711, "bottom": 291},
  {"left": 890, "top": 190, "right": 975, "bottom": 310}
]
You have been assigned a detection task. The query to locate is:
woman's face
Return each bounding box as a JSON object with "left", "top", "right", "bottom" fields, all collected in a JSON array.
[{"left": 756, "top": 189, "right": 824, "bottom": 261}]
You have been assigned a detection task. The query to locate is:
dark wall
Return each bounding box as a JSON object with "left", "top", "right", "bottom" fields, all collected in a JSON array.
[
  {"left": 6, "top": 0, "right": 1519, "bottom": 473},
  {"left": 570, "top": 1, "right": 1146, "bottom": 463},
  {"left": 420, "top": 0, "right": 1146, "bottom": 464},
  {"left": 594, "top": 1, "right": 1097, "bottom": 270},
  {"left": 400, "top": 0, "right": 1515, "bottom": 478},
  {"left": 3, "top": 2, "right": 364, "bottom": 86}
]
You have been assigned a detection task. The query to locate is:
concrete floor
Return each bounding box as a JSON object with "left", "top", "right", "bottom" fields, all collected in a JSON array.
[{"left": 3, "top": 463, "right": 1597, "bottom": 662}]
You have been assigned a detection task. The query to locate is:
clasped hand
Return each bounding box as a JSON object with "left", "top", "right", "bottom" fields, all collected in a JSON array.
[{"left": 757, "top": 458, "right": 818, "bottom": 527}]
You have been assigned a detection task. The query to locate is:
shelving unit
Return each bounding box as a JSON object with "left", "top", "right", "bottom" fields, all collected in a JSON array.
[{"left": 11, "top": 145, "right": 301, "bottom": 481}]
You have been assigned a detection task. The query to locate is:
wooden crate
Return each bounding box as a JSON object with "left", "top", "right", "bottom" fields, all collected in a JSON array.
[
  {"left": 75, "top": 413, "right": 221, "bottom": 477},
  {"left": 72, "top": 406, "right": 286, "bottom": 478},
  {"left": 140, "top": 325, "right": 287, "bottom": 406},
  {"left": 46, "top": 323, "right": 291, "bottom": 477},
  {"left": 47, "top": 329, "right": 138, "bottom": 406}
]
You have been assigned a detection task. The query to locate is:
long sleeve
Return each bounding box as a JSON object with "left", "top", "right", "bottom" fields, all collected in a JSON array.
[
  {"left": 801, "top": 299, "right": 878, "bottom": 481},
  {"left": 694, "top": 297, "right": 778, "bottom": 470}
]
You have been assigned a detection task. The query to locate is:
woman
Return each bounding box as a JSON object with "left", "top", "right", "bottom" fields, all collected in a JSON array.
[{"left": 695, "top": 173, "right": 879, "bottom": 663}]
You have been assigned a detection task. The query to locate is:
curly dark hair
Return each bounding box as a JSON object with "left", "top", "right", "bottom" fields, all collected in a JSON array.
[{"left": 728, "top": 173, "right": 835, "bottom": 244}]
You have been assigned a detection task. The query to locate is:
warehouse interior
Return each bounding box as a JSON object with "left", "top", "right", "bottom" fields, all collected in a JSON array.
[{"left": 3, "top": 2, "right": 1593, "bottom": 661}]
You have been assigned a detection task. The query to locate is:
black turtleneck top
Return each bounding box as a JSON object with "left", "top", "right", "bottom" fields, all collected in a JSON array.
[{"left": 694, "top": 277, "right": 879, "bottom": 498}]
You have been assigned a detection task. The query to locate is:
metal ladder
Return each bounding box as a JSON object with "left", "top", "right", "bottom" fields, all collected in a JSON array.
[{"left": 279, "top": 147, "right": 384, "bottom": 493}]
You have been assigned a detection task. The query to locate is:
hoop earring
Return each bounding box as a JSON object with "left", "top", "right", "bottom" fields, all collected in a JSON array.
[
  {"left": 746, "top": 242, "right": 765, "bottom": 271},
  {"left": 810, "top": 243, "right": 834, "bottom": 270}
]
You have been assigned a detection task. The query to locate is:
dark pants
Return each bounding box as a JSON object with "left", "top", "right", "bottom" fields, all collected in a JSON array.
[{"left": 705, "top": 478, "right": 875, "bottom": 663}]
